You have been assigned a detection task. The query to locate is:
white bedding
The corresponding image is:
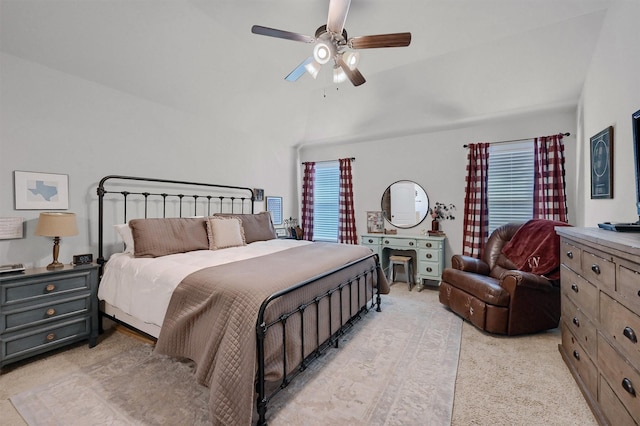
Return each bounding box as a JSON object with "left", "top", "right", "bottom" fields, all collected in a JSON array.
[{"left": 98, "top": 239, "right": 312, "bottom": 329}]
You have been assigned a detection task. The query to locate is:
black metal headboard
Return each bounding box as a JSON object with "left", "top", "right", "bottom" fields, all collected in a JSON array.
[{"left": 97, "top": 175, "right": 254, "bottom": 266}]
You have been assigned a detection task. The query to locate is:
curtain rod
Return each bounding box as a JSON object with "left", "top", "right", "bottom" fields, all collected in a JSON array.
[
  {"left": 302, "top": 157, "right": 355, "bottom": 165},
  {"left": 463, "top": 132, "right": 570, "bottom": 148}
]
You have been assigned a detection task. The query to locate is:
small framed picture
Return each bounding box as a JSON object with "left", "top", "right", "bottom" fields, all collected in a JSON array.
[
  {"left": 367, "top": 211, "right": 384, "bottom": 233},
  {"left": 590, "top": 126, "right": 614, "bottom": 199},
  {"left": 253, "top": 188, "right": 264, "bottom": 202},
  {"left": 14, "top": 171, "right": 69, "bottom": 210}
]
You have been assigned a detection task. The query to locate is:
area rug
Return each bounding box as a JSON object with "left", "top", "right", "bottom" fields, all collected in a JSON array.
[{"left": 10, "top": 286, "right": 462, "bottom": 425}]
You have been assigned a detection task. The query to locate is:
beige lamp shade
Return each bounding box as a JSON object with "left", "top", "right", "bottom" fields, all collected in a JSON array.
[{"left": 34, "top": 212, "right": 78, "bottom": 237}]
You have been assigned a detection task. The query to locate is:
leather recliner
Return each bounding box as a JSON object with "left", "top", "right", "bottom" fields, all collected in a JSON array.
[{"left": 439, "top": 222, "right": 561, "bottom": 335}]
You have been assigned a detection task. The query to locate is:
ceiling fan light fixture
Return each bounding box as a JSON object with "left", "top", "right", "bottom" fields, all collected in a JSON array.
[
  {"left": 313, "top": 42, "right": 332, "bottom": 65},
  {"left": 343, "top": 51, "right": 359, "bottom": 69},
  {"left": 333, "top": 65, "right": 348, "bottom": 83},
  {"left": 304, "top": 60, "right": 321, "bottom": 79}
]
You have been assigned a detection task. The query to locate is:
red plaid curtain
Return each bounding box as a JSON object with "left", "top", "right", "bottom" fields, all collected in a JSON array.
[
  {"left": 301, "top": 162, "right": 315, "bottom": 241},
  {"left": 338, "top": 158, "right": 357, "bottom": 244},
  {"left": 534, "top": 134, "right": 568, "bottom": 222},
  {"left": 462, "top": 143, "right": 490, "bottom": 257}
]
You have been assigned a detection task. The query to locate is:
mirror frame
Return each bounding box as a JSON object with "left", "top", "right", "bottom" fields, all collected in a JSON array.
[{"left": 380, "top": 180, "right": 429, "bottom": 229}]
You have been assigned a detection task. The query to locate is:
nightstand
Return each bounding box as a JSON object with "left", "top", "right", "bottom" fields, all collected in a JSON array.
[{"left": 0, "top": 264, "right": 99, "bottom": 370}]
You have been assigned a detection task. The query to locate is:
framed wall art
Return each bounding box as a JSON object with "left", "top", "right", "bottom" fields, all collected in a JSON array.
[
  {"left": 14, "top": 171, "right": 69, "bottom": 210},
  {"left": 590, "top": 126, "right": 614, "bottom": 199},
  {"left": 366, "top": 211, "right": 384, "bottom": 233}
]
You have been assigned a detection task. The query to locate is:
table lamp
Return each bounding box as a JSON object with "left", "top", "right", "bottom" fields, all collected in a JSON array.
[{"left": 34, "top": 212, "right": 79, "bottom": 270}]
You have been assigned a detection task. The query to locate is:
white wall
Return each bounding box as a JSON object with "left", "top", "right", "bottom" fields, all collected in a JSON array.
[
  {"left": 0, "top": 53, "right": 297, "bottom": 267},
  {"left": 577, "top": 0, "right": 640, "bottom": 226},
  {"left": 299, "top": 107, "right": 577, "bottom": 264}
]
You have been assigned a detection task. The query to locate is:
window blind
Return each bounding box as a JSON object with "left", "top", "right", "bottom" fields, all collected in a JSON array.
[
  {"left": 312, "top": 161, "right": 340, "bottom": 242},
  {"left": 488, "top": 141, "right": 534, "bottom": 233}
]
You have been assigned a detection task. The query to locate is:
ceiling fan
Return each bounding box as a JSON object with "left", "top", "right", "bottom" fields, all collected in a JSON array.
[{"left": 251, "top": 0, "right": 411, "bottom": 87}]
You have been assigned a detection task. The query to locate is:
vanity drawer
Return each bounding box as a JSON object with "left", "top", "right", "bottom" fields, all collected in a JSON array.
[
  {"left": 600, "top": 293, "right": 640, "bottom": 367},
  {"left": 419, "top": 248, "right": 440, "bottom": 263},
  {"left": 581, "top": 249, "right": 615, "bottom": 293},
  {"left": 561, "top": 325, "right": 597, "bottom": 397},
  {"left": 618, "top": 263, "right": 640, "bottom": 313},
  {"left": 561, "top": 240, "right": 582, "bottom": 273},
  {"left": 1, "top": 294, "right": 90, "bottom": 333},
  {"left": 361, "top": 235, "right": 382, "bottom": 245},
  {"left": 1, "top": 271, "right": 92, "bottom": 306},
  {"left": 561, "top": 265, "right": 598, "bottom": 320},
  {"left": 382, "top": 237, "right": 416, "bottom": 249},
  {"left": 561, "top": 293, "right": 597, "bottom": 358},
  {"left": 418, "top": 261, "right": 441, "bottom": 279},
  {"left": 598, "top": 334, "right": 640, "bottom": 421},
  {"left": 417, "top": 239, "right": 441, "bottom": 250}
]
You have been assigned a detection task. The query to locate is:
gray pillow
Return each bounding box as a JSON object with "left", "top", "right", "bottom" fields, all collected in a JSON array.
[
  {"left": 129, "top": 217, "right": 208, "bottom": 258},
  {"left": 213, "top": 212, "right": 277, "bottom": 244}
]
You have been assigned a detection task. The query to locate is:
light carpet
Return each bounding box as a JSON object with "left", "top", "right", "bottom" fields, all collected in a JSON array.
[{"left": 9, "top": 284, "right": 462, "bottom": 425}]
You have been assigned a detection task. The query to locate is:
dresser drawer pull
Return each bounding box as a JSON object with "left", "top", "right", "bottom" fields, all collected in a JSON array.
[
  {"left": 425, "top": 267, "right": 433, "bottom": 273},
  {"left": 368, "top": 239, "right": 374, "bottom": 243},
  {"left": 622, "top": 378, "right": 636, "bottom": 397},
  {"left": 623, "top": 326, "right": 638, "bottom": 344},
  {"left": 384, "top": 240, "right": 389, "bottom": 244},
  {"left": 46, "top": 333, "right": 56, "bottom": 341},
  {"left": 571, "top": 283, "right": 579, "bottom": 293},
  {"left": 46, "top": 308, "right": 56, "bottom": 317},
  {"left": 409, "top": 241, "right": 414, "bottom": 246},
  {"left": 591, "top": 264, "right": 600, "bottom": 275},
  {"left": 566, "top": 251, "right": 573, "bottom": 259},
  {"left": 45, "top": 284, "right": 56, "bottom": 292},
  {"left": 425, "top": 242, "right": 432, "bottom": 248},
  {"left": 572, "top": 317, "right": 580, "bottom": 327},
  {"left": 425, "top": 253, "right": 432, "bottom": 259},
  {"left": 573, "top": 350, "right": 580, "bottom": 360}
]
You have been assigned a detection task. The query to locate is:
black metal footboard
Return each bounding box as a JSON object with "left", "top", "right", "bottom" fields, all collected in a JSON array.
[{"left": 255, "top": 253, "right": 382, "bottom": 426}]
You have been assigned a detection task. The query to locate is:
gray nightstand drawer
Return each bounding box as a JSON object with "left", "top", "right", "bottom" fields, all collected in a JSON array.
[
  {"left": 1, "top": 271, "right": 91, "bottom": 306},
  {"left": 2, "top": 317, "right": 90, "bottom": 361},
  {"left": 2, "top": 294, "right": 90, "bottom": 333}
]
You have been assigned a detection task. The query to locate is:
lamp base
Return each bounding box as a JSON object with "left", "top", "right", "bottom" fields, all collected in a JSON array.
[{"left": 46, "top": 261, "right": 64, "bottom": 270}]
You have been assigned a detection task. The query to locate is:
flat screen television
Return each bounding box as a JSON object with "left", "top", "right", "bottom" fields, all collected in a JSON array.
[{"left": 598, "top": 108, "right": 640, "bottom": 231}]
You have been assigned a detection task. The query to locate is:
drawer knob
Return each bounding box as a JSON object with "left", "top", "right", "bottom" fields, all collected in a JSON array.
[
  {"left": 425, "top": 253, "right": 432, "bottom": 259},
  {"left": 572, "top": 317, "right": 580, "bottom": 327},
  {"left": 591, "top": 264, "right": 601, "bottom": 275},
  {"left": 623, "top": 326, "right": 638, "bottom": 344},
  {"left": 573, "top": 350, "right": 580, "bottom": 360},
  {"left": 425, "top": 267, "right": 433, "bottom": 273},
  {"left": 622, "top": 378, "right": 636, "bottom": 397},
  {"left": 571, "top": 283, "right": 579, "bottom": 293},
  {"left": 426, "top": 242, "right": 432, "bottom": 248},
  {"left": 46, "top": 308, "right": 56, "bottom": 317},
  {"left": 46, "top": 333, "right": 55, "bottom": 341},
  {"left": 566, "top": 251, "right": 573, "bottom": 259},
  {"left": 384, "top": 240, "right": 389, "bottom": 244},
  {"left": 368, "top": 239, "right": 373, "bottom": 243},
  {"left": 409, "top": 241, "right": 414, "bottom": 246},
  {"left": 45, "top": 284, "right": 56, "bottom": 292}
]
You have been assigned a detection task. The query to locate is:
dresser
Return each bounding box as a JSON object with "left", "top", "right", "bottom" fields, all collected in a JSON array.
[
  {"left": 0, "top": 264, "right": 99, "bottom": 370},
  {"left": 361, "top": 233, "right": 446, "bottom": 290},
  {"left": 556, "top": 227, "right": 640, "bottom": 425}
]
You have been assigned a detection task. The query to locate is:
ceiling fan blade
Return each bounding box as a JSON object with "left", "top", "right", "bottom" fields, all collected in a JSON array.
[
  {"left": 349, "top": 32, "right": 412, "bottom": 49},
  {"left": 251, "top": 25, "right": 315, "bottom": 43},
  {"left": 327, "top": 0, "right": 351, "bottom": 35},
  {"left": 338, "top": 56, "right": 365, "bottom": 86},
  {"left": 285, "top": 57, "right": 317, "bottom": 82}
]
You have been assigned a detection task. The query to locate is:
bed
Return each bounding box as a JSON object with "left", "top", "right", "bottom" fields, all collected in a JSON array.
[{"left": 96, "top": 175, "right": 388, "bottom": 425}]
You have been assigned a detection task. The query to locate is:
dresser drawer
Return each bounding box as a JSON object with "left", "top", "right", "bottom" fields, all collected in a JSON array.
[
  {"left": 1, "top": 294, "right": 90, "bottom": 333},
  {"left": 560, "top": 265, "right": 598, "bottom": 319},
  {"left": 416, "top": 239, "right": 441, "bottom": 250},
  {"left": 382, "top": 237, "right": 416, "bottom": 249},
  {"left": 561, "top": 325, "right": 597, "bottom": 397},
  {"left": 418, "top": 261, "right": 441, "bottom": 279},
  {"left": 599, "top": 375, "right": 636, "bottom": 426},
  {"left": 1, "top": 317, "right": 90, "bottom": 361},
  {"left": 581, "top": 249, "right": 615, "bottom": 293},
  {"left": 600, "top": 293, "right": 640, "bottom": 367},
  {"left": 419, "top": 248, "right": 440, "bottom": 263},
  {"left": 561, "top": 294, "right": 597, "bottom": 358},
  {"left": 618, "top": 263, "right": 640, "bottom": 313},
  {"left": 561, "top": 240, "right": 582, "bottom": 273},
  {"left": 361, "top": 235, "right": 382, "bottom": 245},
  {"left": 1, "top": 271, "right": 92, "bottom": 306},
  {"left": 598, "top": 334, "right": 640, "bottom": 421}
]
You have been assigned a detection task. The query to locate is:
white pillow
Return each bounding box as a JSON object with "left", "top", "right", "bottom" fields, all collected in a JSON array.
[
  {"left": 114, "top": 223, "right": 134, "bottom": 254},
  {"left": 206, "top": 216, "right": 246, "bottom": 250}
]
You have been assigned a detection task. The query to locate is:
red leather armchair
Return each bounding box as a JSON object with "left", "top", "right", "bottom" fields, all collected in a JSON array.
[{"left": 439, "top": 222, "right": 561, "bottom": 335}]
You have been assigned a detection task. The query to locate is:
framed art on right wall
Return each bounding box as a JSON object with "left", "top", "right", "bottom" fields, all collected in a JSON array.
[{"left": 590, "top": 126, "right": 614, "bottom": 199}]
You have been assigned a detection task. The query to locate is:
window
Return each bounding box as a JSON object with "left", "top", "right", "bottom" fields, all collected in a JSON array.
[
  {"left": 487, "top": 141, "right": 534, "bottom": 233},
  {"left": 312, "top": 161, "right": 339, "bottom": 242}
]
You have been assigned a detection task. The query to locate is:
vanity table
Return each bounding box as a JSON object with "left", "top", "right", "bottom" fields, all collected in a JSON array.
[{"left": 361, "top": 233, "right": 445, "bottom": 290}]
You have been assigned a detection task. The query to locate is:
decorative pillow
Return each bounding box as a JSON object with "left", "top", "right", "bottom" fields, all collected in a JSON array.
[
  {"left": 213, "top": 212, "right": 277, "bottom": 244},
  {"left": 129, "top": 217, "right": 208, "bottom": 258},
  {"left": 206, "top": 216, "right": 246, "bottom": 250},
  {"left": 114, "top": 223, "right": 135, "bottom": 254}
]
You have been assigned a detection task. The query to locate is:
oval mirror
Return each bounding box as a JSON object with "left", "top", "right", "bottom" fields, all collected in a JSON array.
[{"left": 381, "top": 180, "right": 429, "bottom": 229}]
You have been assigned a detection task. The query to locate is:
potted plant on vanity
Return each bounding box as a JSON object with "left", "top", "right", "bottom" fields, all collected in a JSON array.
[{"left": 429, "top": 202, "right": 456, "bottom": 236}]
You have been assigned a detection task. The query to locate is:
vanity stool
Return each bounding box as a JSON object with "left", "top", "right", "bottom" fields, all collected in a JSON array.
[{"left": 387, "top": 255, "right": 414, "bottom": 290}]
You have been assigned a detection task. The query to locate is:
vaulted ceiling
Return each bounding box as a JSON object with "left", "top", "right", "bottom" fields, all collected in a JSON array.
[{"left": 0, "top": 0, "right": 612, "bottom": 146}]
